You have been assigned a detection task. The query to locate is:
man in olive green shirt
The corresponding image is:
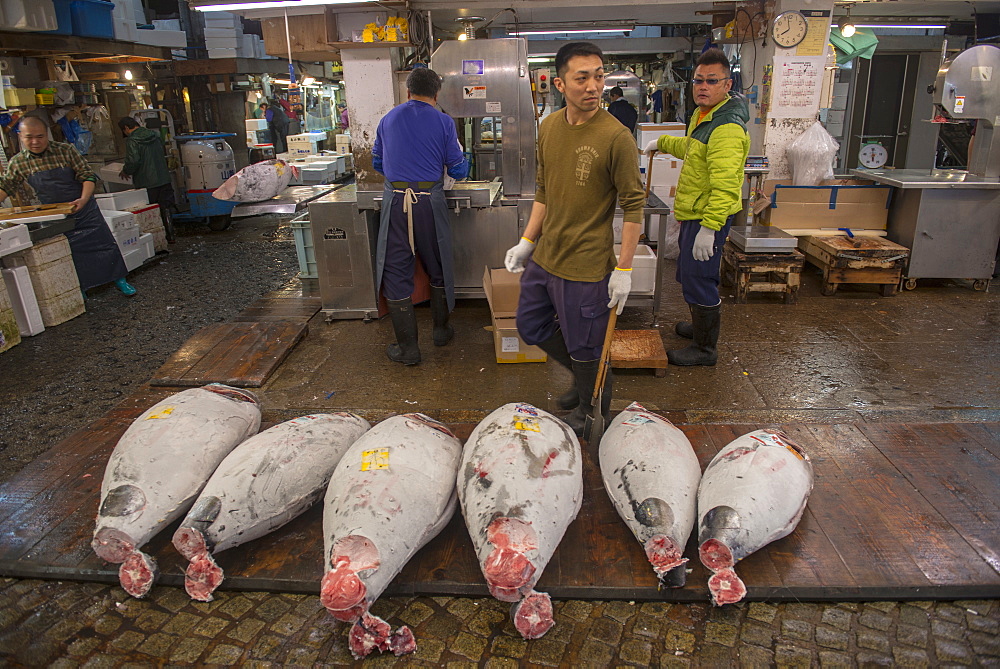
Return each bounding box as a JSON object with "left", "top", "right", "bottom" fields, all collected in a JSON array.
[{"left": 505, "top": 41, "right": 645, "bottom": 438}]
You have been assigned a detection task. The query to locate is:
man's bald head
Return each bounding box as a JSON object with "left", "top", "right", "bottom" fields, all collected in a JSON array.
[{"left": 19, "top": 116, "right": 47, "bottom": 133}]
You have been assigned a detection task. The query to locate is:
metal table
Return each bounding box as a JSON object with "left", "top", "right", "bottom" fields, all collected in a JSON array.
[
  {"left": 636, "top": 191, "right": 672, "bottom": 327},
  {"left": 852, "top": 168, "right": 1000, "bottom": 289},
  {"left": 232, "top": 185, "right": 342, "bottom": 218}
]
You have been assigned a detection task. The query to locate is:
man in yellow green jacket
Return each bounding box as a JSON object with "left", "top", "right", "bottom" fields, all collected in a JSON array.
[{"left": 645, "top": 48, "right": 750, "bottom": 366}]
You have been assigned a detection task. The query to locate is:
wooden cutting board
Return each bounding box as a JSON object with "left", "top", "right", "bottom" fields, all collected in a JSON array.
[{"left": 0, "top": 203, "right": 75, "bottom": 221}]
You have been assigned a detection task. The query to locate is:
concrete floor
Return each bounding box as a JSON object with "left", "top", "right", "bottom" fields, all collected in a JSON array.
[{"left": 1, "top": 214, "right": 998, "bottom": 666}]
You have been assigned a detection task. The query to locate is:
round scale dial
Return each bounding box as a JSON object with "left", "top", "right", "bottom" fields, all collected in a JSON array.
[
  {"left": 772, "top": 11, "right": 808, "bottom": 48},
  {"left": 859, "top": 142, "right": 889, "bottom": 169}
]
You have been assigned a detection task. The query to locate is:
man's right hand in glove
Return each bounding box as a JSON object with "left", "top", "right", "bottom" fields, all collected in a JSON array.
[
  {"left": 504, "top": 236, "right": 535, "bottom": 273},
  {"left": 643, "top": 139, "right": 660, "bottom": 154}
]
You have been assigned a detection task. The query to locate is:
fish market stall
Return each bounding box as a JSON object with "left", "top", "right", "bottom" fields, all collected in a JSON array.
[{"left": 852, "top": 45, "right": 1000, "bottom": 290}]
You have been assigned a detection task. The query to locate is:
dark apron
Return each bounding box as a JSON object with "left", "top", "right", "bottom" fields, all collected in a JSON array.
[
  {"left": 28, "top": 166, "right": 127, "bottom": 291},
  {"left": 375, "top": 181, "right": 456, "bottom": 311}
]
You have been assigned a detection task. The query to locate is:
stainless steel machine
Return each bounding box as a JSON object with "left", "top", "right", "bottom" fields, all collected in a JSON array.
[
  {"left": 310, "top": 37, "right": 536, "bottom": 318},
  {"left": 853, "top": 44, "right": 1000, "bottom": 290}
]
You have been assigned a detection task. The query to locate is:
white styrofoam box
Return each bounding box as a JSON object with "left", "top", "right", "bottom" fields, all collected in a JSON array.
[
  {"left": 206, "top": 36, "right": 239, "bottom": 49},
  {"left": 614, "top": 243, "right": 657, "bottom": 295},
  {"left": 152, "top": 18, "right": 181, "bottom": 30},
  {"left": 637, "top": 122, "right": 687, "bottom": 152},
  {"left": 245, "top": 118, "right": 267, "bottom": 131},
  {"left": 204, "top": 27, "right": 238, "bottom": 38},
  {"left": 122, "top": 246, "right": 146, "bottom": 272},
  {"left": 98, "top": 162, "right": 132, "bottom": 185},
  {"left": 239, "top": 34, "right": 255, "bottom": 57},
  {"left": 96, "top": 189, "right": 148, "bottom": 210},
  {"left": 135, "top": 29, "right": 188, "bottom": 48},
  {"left": 0, "top": 224, "right": 32, "bottom": 258},
  {"left": 138, "top": 233, "right": 154, "bottom": 260},
  {"left": 649, "top": 155, "right": 683, "bottom": 188},
  {"left": 208, "top": 48, "right": 238, "bottom": 59},
  {"left": 2, "top": 266, "right": 44, "bottom": 336},
  {"left": 114, "top": 17, "right": 138, "bottom": 42},
  {"left": 102, "top": 210, "right": 136, "bottom": 234},
  {"left": 1, "top": 0, "right": 57, "bottom": 31},
  {"left": 114, "top": 224, "right": 142, "bottom": 252},
  {"left": 825, "top": 121, "right": 844, "bottom": 138},
  {"left": 112, "top": 0, "right": 135, "bottom": 21},
  {"left": 827, "top": 109, "right": 846, "bottom": 125},
  {"left": 203, "top": 11, "right": 240, "bottom": 27}
]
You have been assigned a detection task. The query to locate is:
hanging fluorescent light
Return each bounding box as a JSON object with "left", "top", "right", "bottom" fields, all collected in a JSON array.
[
  {"left": 511, "top": 28, "right": 633, "bottom": 36},
  {"left": 527, "top": 57, "right": 552, "bottom": 63},
  {"left": 301, "top": 76, "right": 316, "bottom": 86},
  {"left": 271, "top": 79, "right": 292, "bottom": 85},
  {"left": 194, "top": 0, "right": 368, "bottom": 12},
  {"left": 853, "top": 23, "right": 947, "bottom": 29}
]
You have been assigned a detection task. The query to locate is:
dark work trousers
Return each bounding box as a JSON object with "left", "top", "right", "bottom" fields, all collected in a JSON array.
[
  {"left": 515, "top": 259, "right": 611, "bottom": 361},
  {"left": 146, "top": 182, "right": 176, "bottom": 241},
  {"left": 381, "top": 188, "right": 444, "bottom": 300},
  {"left": 676, "top": 214, "right": 735, "bottom": 306}
]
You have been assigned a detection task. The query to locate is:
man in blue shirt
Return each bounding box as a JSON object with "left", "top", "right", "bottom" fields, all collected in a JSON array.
[{"left": 373, "top": 67, "right": 469, "bottom": 365}]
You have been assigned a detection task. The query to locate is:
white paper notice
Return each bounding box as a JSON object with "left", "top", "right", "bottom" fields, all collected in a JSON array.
[
  {"left": 501, "top": 337, "right": 520, "bottom": 353},
  {"left": 769, "top": 55, "right": 826, "bottom": 119}
]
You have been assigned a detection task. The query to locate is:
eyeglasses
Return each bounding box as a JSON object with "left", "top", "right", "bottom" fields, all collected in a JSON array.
[{"left": 692, "top": 77, "right": 730, "bottom": 86}]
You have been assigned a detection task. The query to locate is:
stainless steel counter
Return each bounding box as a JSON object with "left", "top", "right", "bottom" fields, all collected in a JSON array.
[
  {"left": 852, "top": 168, "right": 1000, "bottom": 189},
  {"left": 232, "top": 185, "right": 342, "bottom": 218}
]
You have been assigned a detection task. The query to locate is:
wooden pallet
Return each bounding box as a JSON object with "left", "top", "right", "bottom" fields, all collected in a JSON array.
[
  {"left": 0, "top": 387, "right": 998, "bottom": 601},
  {"left": 798, "top": 235, "right": 909, "bottom": 296},
  {"left": 150, "top": 321, "right": 308, "bottom": 387},
  {"left": 610, "top": 329, "right": 668, "bottom": 377},
  {"left": 721, "top": 241, "right": 805, "bottom": 304}
]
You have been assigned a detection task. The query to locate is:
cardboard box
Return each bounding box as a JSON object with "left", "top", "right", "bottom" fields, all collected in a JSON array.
[
  {"left": 482, "top": 267, "right": 546, "bottom": 363},
  {"left": 762, "top": 178, "right": 892, "bottom": 231}
]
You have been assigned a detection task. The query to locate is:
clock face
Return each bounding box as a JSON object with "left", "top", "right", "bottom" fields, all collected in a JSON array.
[
  {"left": 859, "top": 143, "right": 889, "bottom": 169},
  {"left": 772, "top": 11, "right": 808, "bottom": 48}
]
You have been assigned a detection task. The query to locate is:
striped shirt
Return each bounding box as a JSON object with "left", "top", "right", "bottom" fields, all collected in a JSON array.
[{"left": 0, "top": 141, "right": 96, "bottom": 195}]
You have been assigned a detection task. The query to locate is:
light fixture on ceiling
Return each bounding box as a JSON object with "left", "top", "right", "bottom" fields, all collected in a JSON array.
[
  {"left": 510, "top": 27, "right": 634, "bottom": 36},
  {"left": 838, "top": 6, "right": 856, "bottom": 38},
  {"left": 301, "top": 76, "right": 316, "bottom": 86},
  {"left": 527, "top": 56, "right": 553, "bottom": 63},
  {"left": 853, "top": 23, "right": 947, "bottom": 29},
  {"left": 124, "top": 69, "right": 133, "bottom": 80},
  {"left": 271, "top": 78, "right": 292, "bottom": 85},
  {"left": 506, "top": 21, "right": 635, "bottom": 37},
  {"left": 194, "top": 0, "right": 370, "bottom": 12}
]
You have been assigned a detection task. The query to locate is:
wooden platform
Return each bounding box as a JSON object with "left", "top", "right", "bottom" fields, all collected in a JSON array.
[
  {"left": 0, "top": 388, "right": 997, "bottom": 602},
  {"left": 610, "top": 329, "right": 668, "bottom": 377},
  {"left": 150, "top": 321, "right": 308, "bottom": 388},
  {"left": 798, "top": 235, "right": 909, "bottom": 296}
]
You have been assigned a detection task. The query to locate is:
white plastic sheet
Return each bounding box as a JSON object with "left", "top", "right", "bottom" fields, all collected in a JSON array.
[{"left": 786, "top": 121, "right": 840, "bottom": 186}]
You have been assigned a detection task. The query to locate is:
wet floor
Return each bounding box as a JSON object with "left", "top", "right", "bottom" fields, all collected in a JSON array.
[{"left": 0, "top": 213, "right": 998, "bottom": 667}]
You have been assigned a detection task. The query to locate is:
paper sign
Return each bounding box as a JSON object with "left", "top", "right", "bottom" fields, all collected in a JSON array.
[
  {"left": 361, "top": 448, "right": 390, "bottom": 471},
  {"left": 463, "top": 86, "right": 487, "bottom": 99},
  {"left": 954, "top": 96, "right": 965, "bottom": 114},
  {"left": 485, "top": 101, "right": 502, "bottom": 114},
  {"left": 768, "top": 55, "right": 825, "bottom": 118}
]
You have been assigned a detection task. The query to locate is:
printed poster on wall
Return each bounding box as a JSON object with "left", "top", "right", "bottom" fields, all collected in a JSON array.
[{"left": 768, "top": 55, "right": 826, "bottom": 119}]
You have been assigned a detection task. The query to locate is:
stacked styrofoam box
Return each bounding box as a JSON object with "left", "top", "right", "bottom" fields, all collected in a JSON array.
[
  {"left": 246, "top": 119, "right": 267, "bottom": 131},
  {"left": 114, "top": 222, "right": 142, "bottom": 255},
  {"left": 252, "top": 35, "right": 269, "bottom": 59},
  {"left": 136, "top": 27, "right": 187, "bottom": 48},
  {"left": 287, "top": 132, "right": 325, "bottom": 156},
  {"left": 112, "top": 0, "right": 138, "bottom": 42},
  {"left": 125, "top": 204, "right": 166, "bottom": 252},
  {"left": 637, "top": 122, "right": 686, "bottom": 173},
  {"left": 1, "top": 0, "right": 58, "bottom": 31},
  {"left": 239, "top": 34, "right": 255, "bottom": 58},
  {"left": 3, "top": 235, "right": 84, "bottom": 327},
  {"left": 614, "top": 244, "right": 657, "bottom": 295},
  {"left": 203, "top": 11, "right": 242, "bottom": 59},
  {"left": 0, "top": 271, "right": 20, "bottom": 353},
  {"left": 96, "top": 189, "right": 148, "bottom": 211},
  {"left": 0, "top": 223, "right": 32, "bottom": 257},
  {"left": 103, "top": 210, "right": 135, "bottom": 234},
  {"left": 2, "top": 266, "right": 44, "bottom": 336}
]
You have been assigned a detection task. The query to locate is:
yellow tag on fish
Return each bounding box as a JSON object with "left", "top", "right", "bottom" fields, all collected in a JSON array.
[
  {"left": 513, "top": 417, "right": 541, "bottom": 432},
  {"left": 146, "top": 407, "right": 174, "bottom": 420},
  {"left": 361, "top": 448, "right": 390, "bottom": 471}
]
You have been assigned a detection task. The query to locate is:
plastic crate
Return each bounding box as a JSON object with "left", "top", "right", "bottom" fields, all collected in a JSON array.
[
  {"left": 70, "top": 0, "right": 114, "bottom": 38},
  {"left": 43, "top": 0, "right": 72, "bottom": 34},
  {"left": 289, "top": 213, "right": 317, "bottom": 279}
]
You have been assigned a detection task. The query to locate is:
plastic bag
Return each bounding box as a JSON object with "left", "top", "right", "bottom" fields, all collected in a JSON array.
[
  {"left": 660, "top": 213, "right": 681, "bottom": 260},
  {"left": 786, "top": 121, "right": 840, "bottom": 186}
]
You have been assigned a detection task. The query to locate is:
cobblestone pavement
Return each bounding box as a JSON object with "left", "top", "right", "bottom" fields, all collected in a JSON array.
[{"left": 1, "top": 578, "right": 998, "bottom": 667}]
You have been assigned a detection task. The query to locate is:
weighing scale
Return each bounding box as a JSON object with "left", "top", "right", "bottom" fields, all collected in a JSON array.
[{"left": 728, "top": 226, "right": 798, "bottom": 253}]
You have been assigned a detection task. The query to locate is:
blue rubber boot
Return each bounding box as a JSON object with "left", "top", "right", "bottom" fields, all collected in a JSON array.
[{"left": 115, "top": 278, "right": 137, "bottom": 296}]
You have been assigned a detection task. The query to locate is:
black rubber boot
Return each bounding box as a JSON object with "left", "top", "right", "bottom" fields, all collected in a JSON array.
[
  {"left": 563, "top": 359, "right": 612, "bottom": 438},
  {"left": 667, "top": 303, "right": 720, "bottom": 366},
  {"left": 535, "top": 330, "right": 578, "bottom": 410},
  {"left": 429, "top": 286, "right": 454, "bottom": 346},
  {"left": 675, "top": 304, "right": 693, "bottom": 339},
  {"left": 386, "top": 297, "right": 421, "bottom": 365}
]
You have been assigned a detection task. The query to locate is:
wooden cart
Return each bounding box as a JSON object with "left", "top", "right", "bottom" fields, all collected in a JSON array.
[{"left": 798, "top": 235, "right": 910, "bottom": 296}]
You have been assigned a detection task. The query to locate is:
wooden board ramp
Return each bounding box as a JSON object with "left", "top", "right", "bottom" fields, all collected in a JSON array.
[
  {"left": 233, "top": 296, "right": 321, "bottom": 323},
  {"left": 150, "top": 321, "right": 307, "bottom": 388},
  {"left": 610, "top": 329, "right": 668, "bottom": 378},
  {"left": 0, "top": 391, "right": 998, "bottom": 602}
]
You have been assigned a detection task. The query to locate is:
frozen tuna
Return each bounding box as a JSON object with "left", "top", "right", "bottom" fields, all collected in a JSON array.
[
  {"left": 697, "top": 429, "right": 814, "bottom": 605},
  {"left": 599, "top": 402, "right": 701, "bottom": 587},
  {"left": 458, "top": 403, "right": 582, "bottom": 640},
  {"left": 92, "top": 384, "right": 261, "bottom": 598},
  {"left": 173, "top": 412, "right": 371, "bottom": 602},
  {"left": 320, "top": 413, "right": 462, "bottom": 659},
  {"left": 213, "top": 159, "right": 299, "bottom": 202}
]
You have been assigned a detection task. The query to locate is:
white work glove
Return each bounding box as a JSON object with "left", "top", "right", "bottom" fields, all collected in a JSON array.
[
  {"left": 607, "top": 268, "right": 632, "bottom": 315},
  {"left": 692, "top": 225, "right": 716, "bottom": 262},
  {"left": 643, "top": 139, "right": 659, "bottom": 154},
  {"left": 504, "top": 237, "right": 535, "bottom": 273}
]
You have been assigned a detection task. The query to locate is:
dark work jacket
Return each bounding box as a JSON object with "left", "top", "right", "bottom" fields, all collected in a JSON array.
[{"left": 608, "top": 99, "right": 638, "bottom": 133}]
